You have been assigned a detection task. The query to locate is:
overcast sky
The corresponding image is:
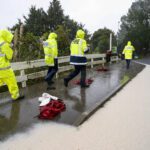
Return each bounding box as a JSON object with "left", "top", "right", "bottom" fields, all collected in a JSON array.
[{"left": 0, "top": 0, "right": 135, "bottom": 34}]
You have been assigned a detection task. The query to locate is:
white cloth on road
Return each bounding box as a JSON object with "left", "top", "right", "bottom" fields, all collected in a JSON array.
[{"left": 38, "top": 93, "right": 58, "bottom": 106}]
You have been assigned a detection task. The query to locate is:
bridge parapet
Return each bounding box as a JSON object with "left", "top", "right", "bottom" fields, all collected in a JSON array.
[{"left": 9, "top": 54, "right": 118, "bottom": 88}]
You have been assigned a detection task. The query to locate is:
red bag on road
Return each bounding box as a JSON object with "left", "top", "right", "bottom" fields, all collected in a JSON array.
[{"left": 38, "top": 99, "right": 66, "bottom": 120}]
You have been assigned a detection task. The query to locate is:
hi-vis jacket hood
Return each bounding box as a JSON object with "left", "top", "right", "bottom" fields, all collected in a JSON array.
[
  {"left": 0, "top": 29, "right": 13, "bottom": 43},
  {"left": 127, "top": 41, "right": 131, "bottom": 46},
  {"left": 76, "top": 30, "right": 85, "bottom": 39},
  {"left": 48, "top": 32, "right": 57, "bottom": 40}
]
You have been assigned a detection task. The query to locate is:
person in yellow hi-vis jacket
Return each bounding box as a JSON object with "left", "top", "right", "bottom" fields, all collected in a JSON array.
[
  {"left": 0, "top": 29, "right": 24, "bottom": 100},
  {"left": 122, "top": 41, "right": 135, "bottom": 69},
  {"left": 64, "top": 29, "right": 90, "bottom": 88},
  {"left": 43, "top": 32, "right": 58, "bottom": 90}
]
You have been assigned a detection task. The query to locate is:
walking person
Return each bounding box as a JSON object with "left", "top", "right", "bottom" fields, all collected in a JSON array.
[
  {"left": 64, "top": 29, "right": 89, "bottom": 88},
  {"left": 122, "top": 41, "right": 135, "bottom": 69},
  {"left": 43, "top": 32, "right": 58, "bottom": 90},
  {"left": 0, "top": 29, "right": 24, "bottom": 101}
]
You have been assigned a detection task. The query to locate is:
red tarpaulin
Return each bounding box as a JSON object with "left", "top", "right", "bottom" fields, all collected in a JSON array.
[
  {"left": 96, "top": 67, "right": 108, "bottom": 72},
  {"left": 38, "top": 99, "right": 66, "bottom": 120},
  {"left": 73, "top": 78, "right": 94, "bottom": 85}
]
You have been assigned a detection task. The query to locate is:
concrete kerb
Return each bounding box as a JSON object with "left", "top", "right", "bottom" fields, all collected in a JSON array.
[{"left": 73, "top": 78, "right": 132, "bottom": 126}]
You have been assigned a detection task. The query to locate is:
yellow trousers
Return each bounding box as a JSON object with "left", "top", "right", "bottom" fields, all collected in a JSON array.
[{"left": 0, "top": 69, "right": 19, "bottom": 100}]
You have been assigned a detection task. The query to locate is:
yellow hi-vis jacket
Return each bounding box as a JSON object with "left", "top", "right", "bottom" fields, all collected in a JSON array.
[
  {"left": 70, "top": 29, "right": 89, "bottom": 65},
  {"left": 43, "top": 33, "right": 58, "bottom": 66},
  {"left": 0, "top": 29, "right": 19, "bottom": 100},
  {"left": 0, "top": 30, "right": 13, "bottom": 71},
  {"left": 122, "top": 41, "right": 135, "bottom": 59}
]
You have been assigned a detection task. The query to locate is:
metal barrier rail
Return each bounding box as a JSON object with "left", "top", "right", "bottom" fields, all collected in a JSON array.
[{"left": 8, "top": 53, "right": 118, "bottom": 87}]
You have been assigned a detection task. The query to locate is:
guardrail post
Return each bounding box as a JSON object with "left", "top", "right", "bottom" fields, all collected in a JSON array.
[
  {"left": 102, "top": 57, "right": 105, "bottom": 67},
  {"left": 20, "top": 70, "right": 26, "bottom": 88},
  {"left": 116, "top": 56, "right": 119, "bottom": 62},
  {"left": 110, "top": 56, "right": 112, "bottom": 64},
  {"left": 56, "top": 73, "right": 58, "bottom": 79},
  {"left": 56, "top": 63, "right": 59, "bottom": 79},
  {"left": 91, "top": 58, "right": 94, "bottom": 68}
]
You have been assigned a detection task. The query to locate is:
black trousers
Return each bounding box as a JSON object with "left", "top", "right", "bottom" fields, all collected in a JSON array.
[
  {"left": 65, "top": 65, "right": 86, "bottom": 86},
  {"left": 45, "top": 59, "right": 58, "bottom": 84},
  {"left": 126, "top": 59, "right": 131, "bottom": 69}
]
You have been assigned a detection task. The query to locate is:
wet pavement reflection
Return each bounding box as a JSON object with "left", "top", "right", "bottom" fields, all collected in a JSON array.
[
  {"left": 0, "top": 61, "right": 145, "bottom": 140},
  {"left": 0, "top": 102, "right": 20, "bottom": 140},
  {"left": 135, "top": 57, "right": 150, "bottom": 65}
]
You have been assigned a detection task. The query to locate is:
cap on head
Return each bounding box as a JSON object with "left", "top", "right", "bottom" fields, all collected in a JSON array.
[{"left": 76, "top": 29, "right": 85, "bottom": 39}]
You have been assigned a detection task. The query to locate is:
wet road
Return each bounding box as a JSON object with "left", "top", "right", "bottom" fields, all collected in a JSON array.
[
  {"left": 0, "top": 61, "right": 145, "bottom": 140},
  {"left": 135, "top": 57, "right": 150, "bottom": 65}
]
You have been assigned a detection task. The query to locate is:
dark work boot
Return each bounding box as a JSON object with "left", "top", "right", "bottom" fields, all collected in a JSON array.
[
  {"left": 46, "top": 80, "right": 56, "bottom": 90},
  {"left": 47, "top": 80, "right": 54, "bottom": 85},
  {"left": 47, "top": 85, "right": 56, "bottom": 90},
  {"left": 64, "top": 78, "right": 68, "bottom": 87},
  {"left": 81, "top": 84, "right": 90, "bottom": 88},
  {"left": 49, "top": 81, "right": 54, "bottom": 84},
  {"left": 13, "top": 94, "right": 25, "bottom": 101}
]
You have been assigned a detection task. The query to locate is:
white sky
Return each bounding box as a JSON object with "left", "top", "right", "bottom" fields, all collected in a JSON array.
[{"left": 0, "top": 0, "right": 135, "bottom": 34}]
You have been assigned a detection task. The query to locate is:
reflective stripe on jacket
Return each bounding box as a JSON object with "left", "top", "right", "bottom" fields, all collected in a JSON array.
[
  {"left": 122, "top": 43, "right": 135, "bottom": 59},
  {"left": 70, "top": 38, "right": 88, "bottom": 65},
  {"left": 0, "top": 41, "right": 12, "bottom": 70},
  {"left": 43, "top": 33, "right": 58, "bottom": 66}
]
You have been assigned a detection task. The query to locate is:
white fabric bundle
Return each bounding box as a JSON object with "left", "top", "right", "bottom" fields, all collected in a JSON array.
[{"left": 38, "top": 93, "right": 58, "bottom": 106}]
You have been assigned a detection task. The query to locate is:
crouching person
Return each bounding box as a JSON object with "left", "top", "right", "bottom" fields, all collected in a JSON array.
[{"left": 0, "top": 29, "right": 24, "bottom": 101}]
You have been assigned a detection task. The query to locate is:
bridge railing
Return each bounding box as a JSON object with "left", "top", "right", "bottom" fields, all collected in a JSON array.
[{"left": 9, "top": 53, "right": 118, "bottom": 88}]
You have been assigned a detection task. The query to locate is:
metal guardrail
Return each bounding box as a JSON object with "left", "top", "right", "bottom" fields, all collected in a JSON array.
[{"left": 8, "top": 53, "right": 118, "bottom": 88}]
